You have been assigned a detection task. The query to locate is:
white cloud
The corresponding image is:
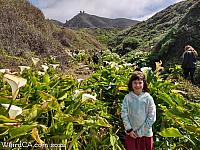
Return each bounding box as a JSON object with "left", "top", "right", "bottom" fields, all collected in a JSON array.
[
  {"left": 135, "top": 11, "right": 158, "bottom": 21},
  {"left": 29, "top": 0, "right": 184, "bottom": 23}
]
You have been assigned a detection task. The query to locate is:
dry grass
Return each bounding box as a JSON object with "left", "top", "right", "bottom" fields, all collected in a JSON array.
[
  {"left": 176, "top": 76, "right": 200, "bottom": 102},
  {"left": 0, "top": 0, "right": 104, "bottom": 69}
]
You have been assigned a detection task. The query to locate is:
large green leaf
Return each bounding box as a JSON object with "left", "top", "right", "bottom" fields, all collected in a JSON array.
[
  {"left": 39, "top": 91, "right": 55, "bottom": 101},
  {"left": 0, "top": 115, "right": 17, "bottom": 123},
  {"left": 110, "top": 134, "right": 117, "bottom": 150},
  {"left": 8, "top": 125, "right": 37, "bottom": 140},
  {"left": 65, "top": 122, "right": 74, "bottom": 138},
  {"left": 57, "top": 114, "right": 85, "bottom": 124},
  {"left": 0, "top": 97, "right": 12, "bottom": 104},
  {"left": 25, "top": 104, "right": 41, "bottom": 122},
  {"left": 160, "top": 127, "right": 183, "bottom": 137},
  {"left": 96, "top": 117, "right": 112, "bottom": 128},
  {"left": 158, "top": 92, "right": 176, "bottom": 106},
  {"left": 58, "top": 93, "right": 68, "bottom": 100},
  {"left": 170, "top": 93, "right": 185, "bottom": 106},
  {"left": 43, "top": 73, "right": 50, "bottom": 83}
]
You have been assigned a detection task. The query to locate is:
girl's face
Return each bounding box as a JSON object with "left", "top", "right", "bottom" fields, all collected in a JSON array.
[{"left": 132, "top": 79, "right": 144, "bottom": 95}]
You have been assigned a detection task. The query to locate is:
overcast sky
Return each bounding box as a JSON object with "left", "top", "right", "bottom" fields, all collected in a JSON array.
[{"left": 29, "top": 0, "right": 184, "bottom": 23}]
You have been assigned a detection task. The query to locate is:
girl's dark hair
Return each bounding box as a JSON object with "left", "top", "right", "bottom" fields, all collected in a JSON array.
[{"left": 128, "top": 71, "right": 150, "bottom": 92}]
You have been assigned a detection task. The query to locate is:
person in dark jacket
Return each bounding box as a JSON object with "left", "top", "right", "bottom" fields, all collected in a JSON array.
[{"left": 181, "top": 45, "right": 198, "bottom": 83}]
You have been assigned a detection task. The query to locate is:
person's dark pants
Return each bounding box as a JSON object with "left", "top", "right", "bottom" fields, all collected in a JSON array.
[
  {"left": 183, "top": 68, "right": 196, "bottom": 83},
  {"left": 125, "top": 135, "right": 154, "bottom": 150}
]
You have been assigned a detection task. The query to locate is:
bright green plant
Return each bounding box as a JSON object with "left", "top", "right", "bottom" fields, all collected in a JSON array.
[
  {"left": 0, "top": 62, "right": 123, "bottom": 150},
  {"left": 122, "top": 37, "right": 140, "bottom": 50},
  {"left": 123, "top": 50, "right": 149, "bottom": 68},
  {"left": 146, "top": 65, "right": 200, "bottom": 150},
  {"left": 0, "top": 52, "right": 199, "bottom": 150},
  {"left": 195, "top": 60, "right": 200, "bottom": 84}
]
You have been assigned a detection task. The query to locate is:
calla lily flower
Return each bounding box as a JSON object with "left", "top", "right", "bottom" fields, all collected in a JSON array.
[
  {"left": 18, "top": 66, "right": 30, "bottom": 74},
  {"left": 77, "top": 78, "right": 84, "bottom": 82},
  {"left": 31, "top": 58, "right": 40, "bottom": 66},
  {"left": 104, "top": 61, "right": 114, "bottom": 66},
  {"left": 50, "top": 64, "right": 59, "bottom": 69},
  {"left": 82, "top": 93, "right": 96, "bottom": 102},
  {"left": 0, "top": 69, "right": 6, "bottom": 73},
  {"left": 123, "top": 63, "right": 134, "bottom": 67},
  {"left": 66, "top": 51, "right": 73, "bottom": 58},
  {"left": 38, "top": 71, "right": 45, "bottom": 75},
  {"left": 110, "top": 62, "right": 117, "bottom": 68},
  {"left": 0, "top": 69, "right": 10, "bottom": 73},
  {"left": 74, "top": 90, "right": 82, "bottom": 98},
  {"left": 118, "top": 65, "right": 123, "bottom": 68},
  {"left": 3, "top": 74, "right": 27, "bottom": 100},
  {"left": 141, "top": 67, "right": 152, "bottom": 78},
  {"left": 1, "top": 104, "right": 22, "bottom": 119},
  {"left": 141, "top": 67, "right": 152, "bottom": 73},
  {"left": 41, "top": 65, "right": 49, "bottom": 72}
]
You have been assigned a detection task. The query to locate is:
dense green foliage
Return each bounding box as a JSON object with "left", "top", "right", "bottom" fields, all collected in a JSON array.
[
  {"left": 79, "top": 28, "right": 122, "bottom": 46},
  {"left": 0, "top": 52, "right": 199, "bottom": 149},
  {"left": 122, "top": 37, "right": 139, "bottom": 49},
  {"left": 0, "top": 1, "right": 200, "bottom": 150}
]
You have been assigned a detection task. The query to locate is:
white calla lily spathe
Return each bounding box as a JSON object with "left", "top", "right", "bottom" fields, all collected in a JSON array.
[
  {"left": 0, "top": 69, "right": 6, "bottom": 73},
  {"left": 110, "top": 62, "right": 117, "bottom": 68},
  {"left": 31, "top": 57, "right": 40, "bottom": 66},
  {"left": 3, "top": 74, "right": 27, "bottom": 100},
  {"left": 77, "top": 78, "right": 84, "bottom": 83},
  {"left": 123, "top": 63, "right": 134, "bottom": 67},
  {"left": 38, "top": 71, "right": 45, "bottom": 75},
  {"left": 141, "top": 67, "right": 152, "bottom": 77},
  {"left": 74, "top": 90, "right": 82, "bottom": 98},
  {"left": 82, "top": 93, "right": 96, "bottom": 102},
  {"left": 41, "top": 65, "right": 49, "bottom": 72},
  {"left": 141, "top": 67, "right": 152, "bottom": 73},
  {"left": 18, "top": 66, "right": 30, "bottom": 74},
  {"left": 50, "top": 64, "right": 59, "bottom": 69},
  {"left": 0, "top": 69, "right": 10, "bottom": 73},
  {"left": 1, "top": 104, "right": 22, "bottom": 119}
]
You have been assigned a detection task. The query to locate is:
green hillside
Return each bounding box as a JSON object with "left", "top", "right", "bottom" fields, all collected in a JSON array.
[
  {"left": 153, "top": 0, "right": 200, "bottom": 65},
  {"left": 108, "top": 0, "right": 195, "bottom": 58}
]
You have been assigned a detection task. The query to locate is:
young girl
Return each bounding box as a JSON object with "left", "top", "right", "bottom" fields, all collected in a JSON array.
[{"left": 121, "top": 71, "right": 156, "bottom": 150}]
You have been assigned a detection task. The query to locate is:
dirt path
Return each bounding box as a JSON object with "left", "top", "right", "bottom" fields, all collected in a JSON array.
[
  {"left": 176, "top": 78, "right": 200, "bottom": 102},
  {"left": 67, "top": 63, "right": 94, "bottom": 80}
]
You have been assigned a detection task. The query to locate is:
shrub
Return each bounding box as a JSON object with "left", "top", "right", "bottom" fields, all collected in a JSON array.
[{"left": 122, "top": 37, "right": 140, "bottom": 50}]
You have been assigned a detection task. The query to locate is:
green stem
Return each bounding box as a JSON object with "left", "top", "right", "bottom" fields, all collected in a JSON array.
[
  {"left": 6, "top": 99, "right": 14, "bottom": 118},
  {"left": 68, "top": 128, "right": 86, "bottom": 150}
]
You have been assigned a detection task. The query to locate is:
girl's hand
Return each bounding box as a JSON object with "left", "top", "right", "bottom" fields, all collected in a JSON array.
[{"left": 128, "top": 131, "right": 138, "bottom": 139}]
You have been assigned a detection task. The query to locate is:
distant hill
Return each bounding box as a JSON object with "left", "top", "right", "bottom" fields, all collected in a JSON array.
[
  {"left": 108, "top": 0, "right": 196, "bottom": 61},
  {"left": 49, "top": 19, "right": 64, "bottom": 26},
  {"left": 0, "top": 0, "right": 104, "bottom": 69},
  {"left": 64, "top": 12, "right": 139, "bottom": 29}
]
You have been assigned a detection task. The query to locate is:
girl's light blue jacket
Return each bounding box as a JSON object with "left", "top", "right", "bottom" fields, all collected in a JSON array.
[{"left": 121, "top": 91, "right": 156, "bottom": 137}]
